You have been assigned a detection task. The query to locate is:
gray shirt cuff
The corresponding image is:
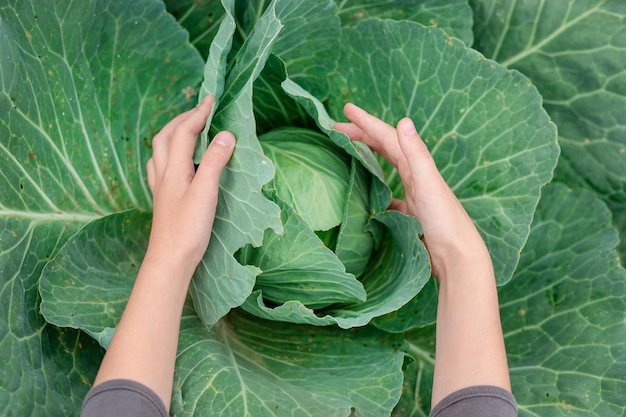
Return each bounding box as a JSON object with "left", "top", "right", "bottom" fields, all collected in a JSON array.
[
  {"left": 429, "top": 385, "right": 518, "bottom": 417},
  {"left": 81, "top": 379, "right": 168, "bottom": 417}
]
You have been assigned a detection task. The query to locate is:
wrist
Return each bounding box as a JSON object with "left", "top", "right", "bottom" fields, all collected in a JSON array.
[
  {"left": 138, "top": 249, "right": 198, "bottom": 290},
  {"left": 144, "top": 234, "right": 204, "bottom": 273},
  {"left": 432, "top": 243, "right": 494, "bottom": 284}
]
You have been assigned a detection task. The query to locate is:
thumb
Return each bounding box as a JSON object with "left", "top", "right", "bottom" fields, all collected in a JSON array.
[
  {"left": 191, "top": 131, "right": 236, "bottom": 195},
  {"left": 396, "top": 117, "right": 453, "bottom": 198},
  {"left": 396, "top": 117, "right": 438, "bottom": 180}
]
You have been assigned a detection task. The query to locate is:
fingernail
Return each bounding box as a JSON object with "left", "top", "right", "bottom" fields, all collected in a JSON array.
[
  {"left": 401, "top": 118, "right": 416, "bottom": 135},
  {"left": 199, "top": 94, "right": 213, "bottom": 107},
  {"left": 213, "top": 132, "right": 235, "bottom": 147},
  {"left": 346, "top": 102, "right": 364, "bottom": 113}
]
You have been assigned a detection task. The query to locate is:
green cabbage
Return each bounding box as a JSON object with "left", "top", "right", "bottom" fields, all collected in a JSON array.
[{"left": 1, "top": 0, "right": 624, "bottom": 416}]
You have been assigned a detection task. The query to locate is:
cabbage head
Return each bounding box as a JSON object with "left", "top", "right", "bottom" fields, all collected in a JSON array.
[
  {"left": 244, "top": 127, "right": 369, "bottom": 308},
  {"left": 233, "top": 122, "right": 432, "bottom": 328}
]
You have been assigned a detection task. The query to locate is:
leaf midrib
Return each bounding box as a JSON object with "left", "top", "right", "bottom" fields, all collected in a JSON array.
[{"left": 0, "top": 209, "right": 100, "bottom": 223}]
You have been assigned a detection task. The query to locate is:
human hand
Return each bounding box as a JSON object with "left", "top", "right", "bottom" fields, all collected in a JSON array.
[
  {"left": 145, "top": 95, "right": 235, "bottom": 275},
  {"left": 335, "top": 104, "right": 511, "bottom": 403},
  {"left": 333, "top": 103, "right": 489, "bottom": 279}
]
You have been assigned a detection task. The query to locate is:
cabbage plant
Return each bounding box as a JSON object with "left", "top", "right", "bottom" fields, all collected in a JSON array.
[{"left": 1, "top": 0, "right": 625, "bottom": 416}]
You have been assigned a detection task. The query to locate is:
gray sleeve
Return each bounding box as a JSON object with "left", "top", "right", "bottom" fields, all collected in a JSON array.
[
  {"left": 429, "top": 385, "right": 517, "bottom": 417},
  {"left": 81, "top": 379, "right": 168, "bottom": 417}
]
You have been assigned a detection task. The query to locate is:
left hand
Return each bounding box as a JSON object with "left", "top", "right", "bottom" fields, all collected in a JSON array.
[{"left": 145, "top": 95, "right": 236, "bottom": 273}]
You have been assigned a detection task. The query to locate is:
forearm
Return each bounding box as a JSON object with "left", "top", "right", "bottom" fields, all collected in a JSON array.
[
  {"left": 93, "top": 253, "right": 194, "bottom": 409},
  {"left": 431, "top": 249, "right": 511, "bottom": 406}
]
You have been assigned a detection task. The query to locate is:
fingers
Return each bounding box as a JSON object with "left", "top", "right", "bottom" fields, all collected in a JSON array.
[
  {"left": 151, "top": 109, "right": 194, "bottom": 174},
  {"left": 333, "top": 121, "right": 365, "bottom": 141},
  {"left": 339, "top": 103, "right": 406, "bottom": 167},
  {"left": 396, "top": 117, "right": 447, "bottom": 212},
  {"left": 149, "top": 95, "right": 214, "bottom": 184},
  {"left": 338, "top": 104, "right": 444, "bottom": 196},
  {"left": 148, "top": 95, "right": 235, "bottom": 201},
  {"left": 334, "top": 103, "right": 451, "bottom": 221},
  {"left": 168, "top": 95, "right": 214, "bottom": 168},
  {"left": 389, "top": 198, "right": 408, "bottom": 214}
]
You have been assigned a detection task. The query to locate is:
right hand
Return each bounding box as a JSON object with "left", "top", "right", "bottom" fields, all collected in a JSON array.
[
  {"left": 145, "top": 95, "right": 236, "bottom": 276},
  {"left": 333, "top": 103, "right": 489, "bottom": 279}
]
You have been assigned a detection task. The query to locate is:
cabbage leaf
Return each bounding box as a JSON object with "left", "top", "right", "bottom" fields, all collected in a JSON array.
[{"left": 471, "top": 0, "right": 626, "bottom": 262}]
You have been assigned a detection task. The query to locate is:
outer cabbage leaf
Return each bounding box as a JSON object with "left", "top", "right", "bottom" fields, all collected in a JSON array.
[
  {"left": 0, "top": 0, "right": 203, "bottom": 414},
  {"left": 37, "top": 211, "right": 405, "bottom": 416},
  {"left": 269, "top": 0, "right": 340, "bottom": 98},
  {"left": 613, "top": 203, "right": 626, "bottom": 263},
  {"left": 0, "top": 218, "right": 105, "bottom": 416},
  {"left": 40, "top": 211, "right": 151, "bottom": 347},
  {"left": 501, "top": 184, "right": 626, "bottom": 417},
  {"left": 194, "top": 0, "right": 236, "bottom": 160},
  {"left": 336, "top": 0, "right": 474, "bottom": 46},
  {"left": 372, "top": 279, "right": 439, "bottom": 332},
  {"left": 173, "top": 307, "right": 405, "bottom": 417},
  {"left": 229, "top": 1, "right": 342, "bottom": 136},
  {"left": 391, "top": 325, "right": 436, "bottom": 417},
  {"left": 182, "top": 0, "right": 340, "bottom": 134},
  {"left": 188, "top": 0, "right": 283, "bottom": 327},
  {"left": 470, "top": 0, "right": 626, "bottom": 265},
  {"left": 394, "top": 184, "right": 626, "bottom": 416},
  {"left": 327, "top": 19, "right": 559, "bottom": 285}
]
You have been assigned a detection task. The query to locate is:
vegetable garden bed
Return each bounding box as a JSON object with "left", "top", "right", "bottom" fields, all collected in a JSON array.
[{"left": 1, "top": 0, "right": 624, "bottom": 415}]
